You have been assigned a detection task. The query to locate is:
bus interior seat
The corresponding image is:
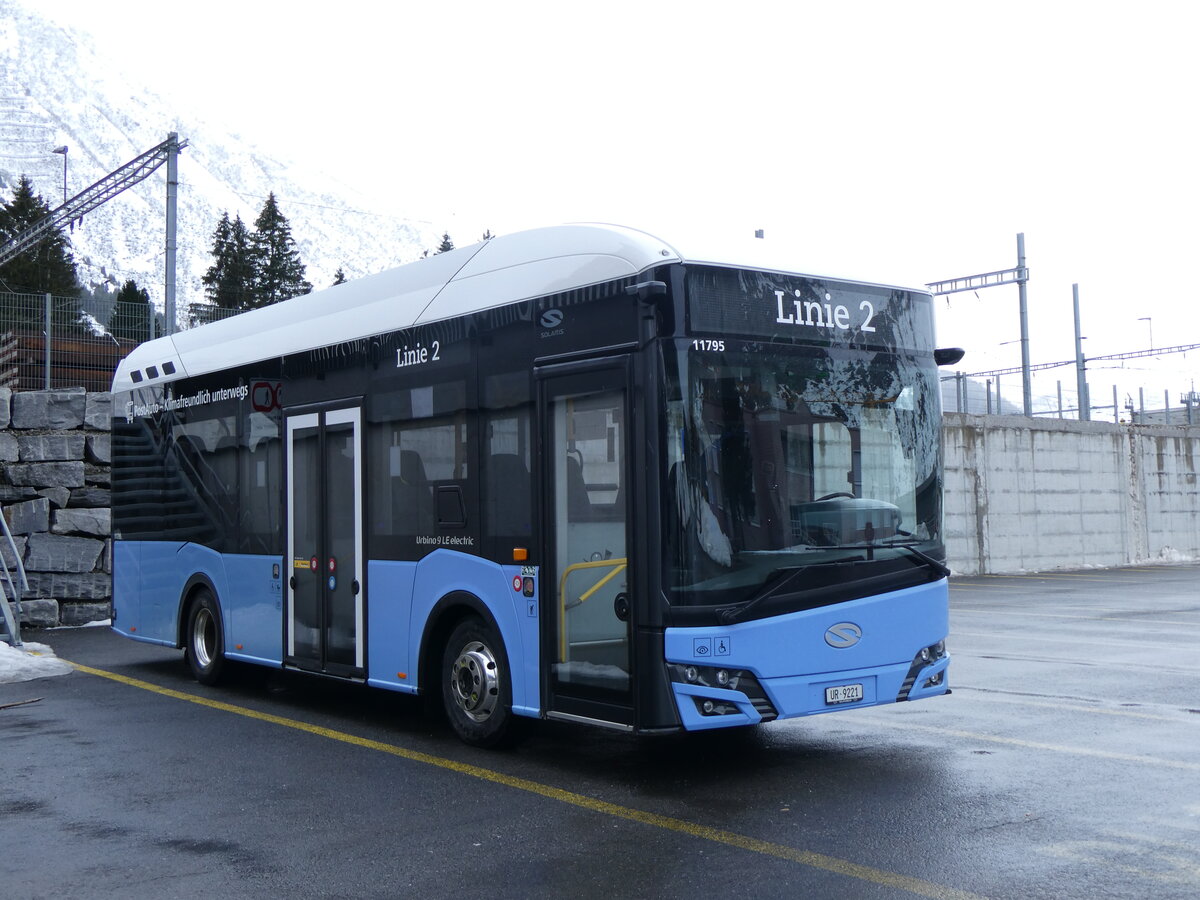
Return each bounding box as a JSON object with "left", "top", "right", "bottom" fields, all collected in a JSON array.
[
  {"left": 487, "top": 452, "right": 531, "bottom": 534},
  {"left": 394, "top": 449, "right": 434, "bottom": 531}
]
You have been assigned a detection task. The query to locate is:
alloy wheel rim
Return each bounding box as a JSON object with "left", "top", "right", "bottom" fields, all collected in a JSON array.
[
  {"left": 450, "top": 640, "right": 498, "bottom": 722},
  {"left": 193, "top": 607, "right": 215, "bottom": 669}
]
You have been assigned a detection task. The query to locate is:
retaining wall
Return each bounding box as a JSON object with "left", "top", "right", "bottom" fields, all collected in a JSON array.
[
  {"left": 944, "top": 413, "right": 1200, "bottom": 575},
  {"left": 1, "top": 388, "right": 112, "bottom": 627}
]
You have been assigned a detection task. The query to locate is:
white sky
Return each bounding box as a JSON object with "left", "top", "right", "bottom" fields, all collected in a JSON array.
[{"left": 34, "top": 0, "right": 1200, "bottom": 409}]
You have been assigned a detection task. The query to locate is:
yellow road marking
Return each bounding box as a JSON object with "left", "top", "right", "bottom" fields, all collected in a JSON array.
[{"left": 67, "top": 660, "right": 985, "bottom": 900}]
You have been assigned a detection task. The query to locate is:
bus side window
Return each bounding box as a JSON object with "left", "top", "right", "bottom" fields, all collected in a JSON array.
[{"left": 393, "top": 449, "right": 434, "bottom": 533}]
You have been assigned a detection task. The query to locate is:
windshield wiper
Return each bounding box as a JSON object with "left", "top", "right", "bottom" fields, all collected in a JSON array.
[
  {"left": 814, "top": 541, "right": 951, "bottom": 579},
  {"left": 716, "top": 558, "right": 865, "bottom": 625},
  {"left": 714, "top": 544, "right": 950, "bottom": 625}
]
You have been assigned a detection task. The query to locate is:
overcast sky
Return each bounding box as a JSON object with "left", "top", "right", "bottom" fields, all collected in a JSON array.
[{"left": 36, "top": 1, "right": 1200, "bottom": 408}]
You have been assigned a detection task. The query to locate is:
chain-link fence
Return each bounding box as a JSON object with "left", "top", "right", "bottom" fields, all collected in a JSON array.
[{"left": 0, "top": 291, "right": 244, "bottom": 392}]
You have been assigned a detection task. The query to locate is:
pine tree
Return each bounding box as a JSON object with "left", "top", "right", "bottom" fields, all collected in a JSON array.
[
  {"left": 434, "top": 232, "right": 455, "bottom": 254},
  {"left": 0, "top": 176, "right": 81, "bottom": 322},
  {"left": 249, "top": 193, "right": 312, "bottom": 308},
  {"left": 108, "top": 278, "right": 155, "bottom": 341},
  {"left": 201, "top": 212, "right": 255, "bottom": 311},
  {"left": 332, "top": 267, "right": 347, "bottom": 286},
  {"left": 481, "top": 229, "right": 494, "bottom": 241}
]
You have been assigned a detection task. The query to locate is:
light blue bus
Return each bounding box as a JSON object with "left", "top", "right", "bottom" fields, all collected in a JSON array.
[{"left": 110, "top": 224, "right": 957, "bottom": 746}]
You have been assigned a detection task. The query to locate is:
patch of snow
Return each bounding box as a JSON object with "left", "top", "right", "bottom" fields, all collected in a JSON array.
[{"left": 0, "top": 640, "right": 74, "bottom": 684}]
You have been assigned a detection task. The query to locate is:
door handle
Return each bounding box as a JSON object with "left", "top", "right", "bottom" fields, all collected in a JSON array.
[
  {"left": 352, "top": 580, "right": 360, "bottom": 596},
  {"left": 289, "top": 576, "right": 296, "bottom": 590}
]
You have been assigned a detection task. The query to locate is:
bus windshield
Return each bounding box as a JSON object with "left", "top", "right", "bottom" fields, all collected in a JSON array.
[{"left": 661, "top": 340, "right": 944, "bottom": 614}]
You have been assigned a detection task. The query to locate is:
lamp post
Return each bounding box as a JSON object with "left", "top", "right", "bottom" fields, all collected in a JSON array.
[{"left": 50, "top": 145, "right": 68, "bottom": 205}]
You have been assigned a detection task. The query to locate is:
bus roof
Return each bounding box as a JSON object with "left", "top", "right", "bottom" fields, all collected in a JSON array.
[{"left": 111, "top": 222, "right": 925, "bottom": 394}]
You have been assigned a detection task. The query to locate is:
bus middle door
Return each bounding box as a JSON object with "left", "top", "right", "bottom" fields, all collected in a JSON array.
[{"left": 285, "top": 404, "right": 365, "bottom": 677}]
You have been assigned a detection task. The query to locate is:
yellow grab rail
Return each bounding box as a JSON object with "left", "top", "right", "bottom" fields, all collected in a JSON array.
[{"left": 557, "top": 557, "right": 627, "bottom": 659}]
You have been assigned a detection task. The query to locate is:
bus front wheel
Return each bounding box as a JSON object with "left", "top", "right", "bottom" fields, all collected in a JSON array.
[
  {"left": 185, "top": 588, "right": 226, "bottom": 686},
  {"left": 441, "top": 617, "right": 513, "bottom": 747}
]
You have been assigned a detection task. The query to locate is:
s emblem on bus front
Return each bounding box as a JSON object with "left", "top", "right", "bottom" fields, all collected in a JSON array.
[
  {"left": 824, "top": 622, "right": 862, "bottom": 648},
  {"left": 540, "top": 309, "right": 564, "bottom": 329}
]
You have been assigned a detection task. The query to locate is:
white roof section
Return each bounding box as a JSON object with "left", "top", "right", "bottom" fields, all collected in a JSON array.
[
  {"left": 111, "top": 221, "right": 928, "bottom": 394},
  {"left": 113, "top": 223, "right": 681, "bottom": 393}
]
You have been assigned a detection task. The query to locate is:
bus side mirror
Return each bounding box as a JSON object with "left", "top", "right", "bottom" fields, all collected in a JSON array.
[
  {"left": 934, "top": 347, "right": 965, "bottom": 367},
  {"left": 624, "top": 280, "right": 667, "bottom": 301}
]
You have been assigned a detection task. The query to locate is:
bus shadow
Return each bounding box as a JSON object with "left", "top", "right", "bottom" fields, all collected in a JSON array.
[{"left": 139, "top": 654, "right": 952, "bottom": 812}]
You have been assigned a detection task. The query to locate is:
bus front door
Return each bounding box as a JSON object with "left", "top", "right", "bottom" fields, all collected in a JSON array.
[
  {"left": 285, "top": 406, "right": 365, "bottom": 677},
  {"left": 538, "top": 362, "right": 634, "bottom": 728}
]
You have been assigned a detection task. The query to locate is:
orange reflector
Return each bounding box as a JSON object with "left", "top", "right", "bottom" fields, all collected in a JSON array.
[
  {"left": 130, "top": 627, "right": 136, "bottom": 632},
  {"left": 513, "top": 547, "right": 528, "bottom": 562},
  {"left": 398, "top": 672, "right": 407, "bottom": 679},
  {"left": 235, "top": 644, "right": 243, "bottom": 650}
]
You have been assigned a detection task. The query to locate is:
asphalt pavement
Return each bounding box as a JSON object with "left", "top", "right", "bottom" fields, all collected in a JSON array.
[{"left": 2, "top": 563, "right": 1198, "bottom": 899}]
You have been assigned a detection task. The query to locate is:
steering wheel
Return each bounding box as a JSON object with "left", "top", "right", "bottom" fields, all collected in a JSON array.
[{"left": 817, "top": 491, "right": 856, "bottom": 501}]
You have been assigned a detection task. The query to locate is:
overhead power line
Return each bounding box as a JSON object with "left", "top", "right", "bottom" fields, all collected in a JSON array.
[{"left": 942, "top": 342, "right": 1200, "bottom": 380}]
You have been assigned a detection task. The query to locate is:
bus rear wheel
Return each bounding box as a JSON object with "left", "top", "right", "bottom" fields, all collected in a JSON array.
[
  {"left": 441, "top": 617, "right": 513, "bottom": 747},
  {"left": 185, "top": 587, "right": 225, "bottom": 686}
]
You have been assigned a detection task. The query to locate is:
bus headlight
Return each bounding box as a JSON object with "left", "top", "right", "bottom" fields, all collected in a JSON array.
[
  {"left": 896, "top": 640, "right": 949, "bottom": 701},
  {"left": 668, "top": 663, "right": 743, "bottom": 691},
  {"left": 667, "top": 663, "right": 778, "bottom": 720}
]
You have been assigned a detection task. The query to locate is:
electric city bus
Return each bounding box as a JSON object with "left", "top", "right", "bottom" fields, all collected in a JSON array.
[{"left": 110, "top": 223, "right": 960, "bottom": 746}]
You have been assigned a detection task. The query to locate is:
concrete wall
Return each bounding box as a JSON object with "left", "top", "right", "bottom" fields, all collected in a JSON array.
[{"left": 944, "top": 413, "right": 1200, "bottom": 575}]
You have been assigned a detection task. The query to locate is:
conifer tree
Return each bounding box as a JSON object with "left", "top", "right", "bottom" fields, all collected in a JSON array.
[
  {"left": 108, "top": 278, "right": 156, "bottom": 341},
  {"left": 201, "top": 212, "right": 255, "bottom": 311},
  {"left": 249, "top": 193, "right": 312, "bottom": 307},
  {"left": 332, "top": 267, "right": 347, "bottom": 286},
  {"left": 0, "top": 175, "right": 81, "bottom": 320},
  {"left": 481, "top": 229, "right": 494, "bottom": 241},
  {"left": 434, "top": 232, "right": 455, "bottom": 254}
]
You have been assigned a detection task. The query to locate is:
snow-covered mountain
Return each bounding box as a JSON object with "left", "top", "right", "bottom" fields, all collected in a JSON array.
[{"left": 0, "top": 1, "right": 440, "bottom": 322}]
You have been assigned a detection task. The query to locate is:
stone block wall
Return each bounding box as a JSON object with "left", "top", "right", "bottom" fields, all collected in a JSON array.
[{"left": 0, "top": 388, "right": 112, "bottom": 627}]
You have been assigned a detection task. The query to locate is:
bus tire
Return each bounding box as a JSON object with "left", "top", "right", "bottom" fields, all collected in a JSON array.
[
  {"left": 185, "top": 587, "right": 226, "bottom": 686},
  {"left": 441, "top": 616, "right": 513, "bottom": 747}
]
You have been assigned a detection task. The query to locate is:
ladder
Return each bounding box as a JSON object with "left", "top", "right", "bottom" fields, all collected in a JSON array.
[{"left": 0, "top": 509, "right": 28, "bottom": 647}]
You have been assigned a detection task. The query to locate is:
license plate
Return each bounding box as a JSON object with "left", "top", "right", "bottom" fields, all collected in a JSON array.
[{"left": 825, "top": 683, "right": 864, "bottom": 705}]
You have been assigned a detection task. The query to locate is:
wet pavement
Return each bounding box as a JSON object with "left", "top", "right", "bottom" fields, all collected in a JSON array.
[{"left": 2, "top": 563, "right": 1198, "bottom": 899}]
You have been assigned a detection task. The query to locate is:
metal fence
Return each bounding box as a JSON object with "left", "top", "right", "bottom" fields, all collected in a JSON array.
[
  {"left": 942, "top": 367, "right": 1199, "bottom": 425},
  {"left": 0, "top": 291, "right": 243, "bottom": 393}
]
